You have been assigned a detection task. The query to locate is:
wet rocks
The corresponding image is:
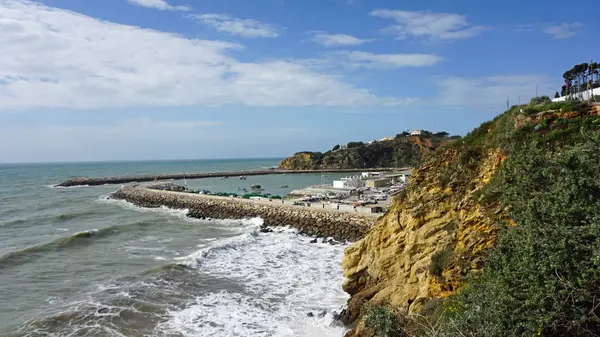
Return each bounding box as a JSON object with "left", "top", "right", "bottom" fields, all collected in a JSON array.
[{"left": 145, "top": 182, "right": 186, "bottom": 192}]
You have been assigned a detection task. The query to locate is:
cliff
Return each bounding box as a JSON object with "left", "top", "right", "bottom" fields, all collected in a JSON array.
[
  {"left": 341, "top": 101, "right": 600, "bottom": 336},
  {"left": 279, "top": 133, "right": 458, "bottom": 170}
]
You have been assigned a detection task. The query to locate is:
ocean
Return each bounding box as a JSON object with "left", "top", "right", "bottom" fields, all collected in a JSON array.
[{"left": 0, "top": 159, "right": 352, "bottom": 337}]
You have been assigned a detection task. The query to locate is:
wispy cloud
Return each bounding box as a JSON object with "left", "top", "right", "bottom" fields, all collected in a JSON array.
[
  {"left": 371, "top": 9, "right": 486, "bottom": 41},
  {"left": 0, "top": 0, "right": 414, "bottom": 109},
  {"left": 309, "top": 31, "right": 374, "bottom": 47},
  {"left": 336, "top": 51, "right": 441, "bottom": 69},
  {"left": 190, "top": 13, "right": 279, "bottom": 38},
  {"left": 437, "top": 75, "right": 552, "bottom": 110},
  {"left": 127, "top": 0, "right": 190, "bottom": 11},
  {"left": 543, "top": 22, "right": 583, "bottom": 39}
]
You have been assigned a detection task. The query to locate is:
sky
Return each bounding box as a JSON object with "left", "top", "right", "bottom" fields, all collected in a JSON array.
[{"left": 0, "top": 0, "right": 598, "bottom": 163}]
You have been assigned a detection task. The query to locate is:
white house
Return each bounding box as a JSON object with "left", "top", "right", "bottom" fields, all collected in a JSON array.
[
  {"left": 410, "top": 130, "right": 422, "bottom": 136},
  {"left": 380, "top": 136, "right": 394, "bottom": 142}
]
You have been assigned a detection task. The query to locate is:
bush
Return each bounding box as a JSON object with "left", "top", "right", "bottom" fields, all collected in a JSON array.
[
  {"left": 530, "top": 95, "right": 552, "bottom": 105},
  {"left": 347, "top": 141, "right": 365, "bottom": 148},
  {"left": 437, "top": 138, "right": 600, "bottom": 337},
  {"left": 429, "top": 249, "right": 453, "bottom": 278},
  {"left": 363, "top": 304, "right": 407, "bottom": 337}
]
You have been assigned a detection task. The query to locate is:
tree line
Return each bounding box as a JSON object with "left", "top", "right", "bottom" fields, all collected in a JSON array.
[{"left": 555, "top": 61, "right": 600, "bottom": 98}]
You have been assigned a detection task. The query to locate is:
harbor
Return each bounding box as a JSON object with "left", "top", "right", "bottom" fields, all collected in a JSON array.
[
  {"left": 142, "top": 169, "right": 413, "bottom": 215},
  {"left": 55, "top": 167, "right": 404, "bottom": 187}
]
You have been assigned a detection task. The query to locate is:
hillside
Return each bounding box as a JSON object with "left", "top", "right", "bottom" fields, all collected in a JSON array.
[
  {"left": 279, "top": 132, "right": 458, "bottom": 170},
  {"left": 341, "top": 100, "right": 600, "bottom": 336}
]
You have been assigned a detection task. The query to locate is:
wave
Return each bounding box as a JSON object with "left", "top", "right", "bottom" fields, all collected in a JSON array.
[
  {"left": 47, "top": 184, "right": 90, "bottom": 189},
  {"left": 0, "top": 227, "right": 120, "bottom": 269},
  {"left": 159, "top": 228, "right": 350, "bottom": 337},
  {"left": 9, "top": 220, "right": 348, "bottom": 337}
]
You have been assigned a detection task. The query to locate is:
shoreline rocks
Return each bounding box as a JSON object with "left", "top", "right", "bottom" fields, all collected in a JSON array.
[{"left": 110, "top": 187, "right": 377, "bottom": 242}]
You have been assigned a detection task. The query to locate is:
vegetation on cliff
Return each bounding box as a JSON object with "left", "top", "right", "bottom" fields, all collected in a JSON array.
[
  {"left": 279, "top": 131, "right": 458, "bottom": 170},
  {"left": 342, "top": 96, "right": 600, "bottom": 336}
]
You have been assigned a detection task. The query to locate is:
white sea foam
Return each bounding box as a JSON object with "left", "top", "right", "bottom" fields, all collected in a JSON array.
[
  {"left": 99, "top": 196, "right": 264, "bottom": 231},
  {"left": 161, "top": 229, "right": 349, "bottom": 337},
  {"left": 47, "top": 184, "right": 90, "bottom": 189},
  {"left": 98, "top": 195, "right": 196, "bottom": 221}
]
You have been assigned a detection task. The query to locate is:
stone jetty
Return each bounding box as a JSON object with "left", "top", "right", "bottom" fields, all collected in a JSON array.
[
  {"left": 110, "top": 187, "right": 378, "bottom": 242},
  {"left": 56, "top": 168, "right": 400, "bottom": 187}
]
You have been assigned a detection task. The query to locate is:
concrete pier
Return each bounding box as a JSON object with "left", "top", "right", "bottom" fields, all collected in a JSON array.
[
  {"left": 56, "top": 168, "right": 401, "bottom": 187},
  {"left": 110, "top": 187, "right": 378, "bottom": 242}
]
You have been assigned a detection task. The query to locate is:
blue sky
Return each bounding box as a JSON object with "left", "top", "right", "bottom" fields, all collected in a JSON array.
[{"left": 0, "top": 0, "right": 598, "bottom": 163}]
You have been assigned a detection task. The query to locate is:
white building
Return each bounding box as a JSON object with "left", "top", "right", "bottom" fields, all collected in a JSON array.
[
  {"left": 332, "top": 176, "right": 364, "bottom": 189},
  {"left": 411, "top": 130, "right": 422, "bottom": 136},
  {"left": 362, "top": 172, "right": 383, "bottom": 179},
  {"left": 380, "top": 136, "right": 394, "bottom": 141}
]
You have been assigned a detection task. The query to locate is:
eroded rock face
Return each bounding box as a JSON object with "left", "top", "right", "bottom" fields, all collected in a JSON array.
[{"left": 341, "top": 147, "right": 507, "bottom": 336}]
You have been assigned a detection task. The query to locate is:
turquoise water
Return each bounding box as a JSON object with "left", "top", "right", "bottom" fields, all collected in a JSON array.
[{"left": 0, "top": 159, "right": 350, "bottom": 336}]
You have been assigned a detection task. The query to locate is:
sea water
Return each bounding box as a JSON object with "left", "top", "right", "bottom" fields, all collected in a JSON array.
[{"left": 0, "top": 159, "right": 351, "bottom": 336}]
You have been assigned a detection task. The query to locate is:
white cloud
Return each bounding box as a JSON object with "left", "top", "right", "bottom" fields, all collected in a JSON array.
[
  {"left": 437, "top": 75, "right": 552, "bottom": 110},
  {"left": 191, "top": 13, "right": 278, "bottom": 38},
  {"left": 371, "top": 9, "right": 486, "bottom": 41},
  {"left": 127, "top": 0, "right": 189, "bottom": 11},
  {"left": 543, "top": 22, "right": 582, "bottom": 39},
  {"left": 0, "top": 0, "right": 412, "bottom": 110},
  {"left": 340, "top": 51, "right": 441, "bottom": 69},
  {"left": 309, "top": 31, "right": 374, "bottom": 47}
]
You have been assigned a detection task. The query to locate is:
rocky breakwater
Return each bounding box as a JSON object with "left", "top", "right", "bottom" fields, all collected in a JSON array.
[
  {"left": 56, "top": 168, "right": 397, "bottom": 187},
  {"left": 110, "top": 187, "right": 377, "bottom": 242}
]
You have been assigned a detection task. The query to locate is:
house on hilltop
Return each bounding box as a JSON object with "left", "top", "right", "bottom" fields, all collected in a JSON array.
[{"left": 410, "top": 130, "right": 422, "bottom": 136}]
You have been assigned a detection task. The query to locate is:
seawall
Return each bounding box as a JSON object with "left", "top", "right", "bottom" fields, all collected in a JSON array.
[
  {"left": 57, "top": 168, "right": 402, "bottom": 187},
  {"left": 110, "top": 187, "right": 378, "bottom": 242}
]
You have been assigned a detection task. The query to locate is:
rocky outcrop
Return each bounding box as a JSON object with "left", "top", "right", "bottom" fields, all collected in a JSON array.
[
  {"left": 111, "top": 187, "right": 377, "bottom": 242},
  {"left": 279, "top": 134, "right": 458, "bottom": 170},
  {"left": 56, "top": 168, "right": 396, "bottom": 187}
]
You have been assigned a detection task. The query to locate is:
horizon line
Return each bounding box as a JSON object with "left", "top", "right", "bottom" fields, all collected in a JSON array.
[{"left": 0, "top": 157, "right": 286, "bottom": 166}]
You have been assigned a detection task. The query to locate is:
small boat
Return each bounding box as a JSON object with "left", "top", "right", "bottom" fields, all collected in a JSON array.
[
  {"left": 240, "top": 176, "right": 247, "bottom": 180},
  {"left": 219, "top": 176, "right": 228, "bottom": 180},
  {"left": 280, "top": 184, "right": 289, "bottom": 188},
  {"left": 251, "top": 184, "right": 264, "bottom": 191}
]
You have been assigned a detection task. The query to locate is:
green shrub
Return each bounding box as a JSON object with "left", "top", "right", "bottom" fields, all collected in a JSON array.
[
  {"left": 363, "top": 304, "right": 407, "bottom": 337},
  {"left": 429, "top": 249, "right": 453, "bottom": 278},
  {"left": 529, "top": 95, "right": 551, "bottom": 105},
  {"left": 437, "top": 137, "right": 600, "bottom": 337}
]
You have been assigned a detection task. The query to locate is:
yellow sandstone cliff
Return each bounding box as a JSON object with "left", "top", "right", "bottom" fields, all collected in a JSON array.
[
  {"left": 340, "top": 101, "right": 600, "bottom": 336},
  {"left": 341, "top": 145, "right": 507, "bottom": 336}
]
